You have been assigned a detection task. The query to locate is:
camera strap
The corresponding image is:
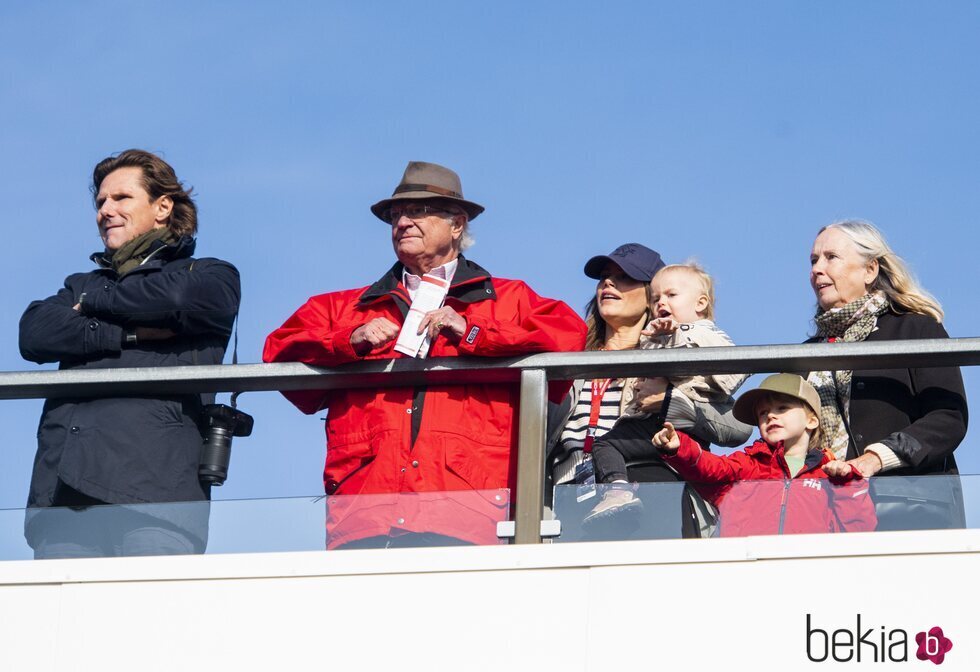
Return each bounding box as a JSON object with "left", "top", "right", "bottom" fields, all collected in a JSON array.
[{"left": 230, "top": 314, "right": 241, "bottom": 409}]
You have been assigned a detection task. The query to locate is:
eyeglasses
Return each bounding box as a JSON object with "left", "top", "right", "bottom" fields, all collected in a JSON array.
[{"left": 385, "top": 203, "right": 455, "bottom": 223}]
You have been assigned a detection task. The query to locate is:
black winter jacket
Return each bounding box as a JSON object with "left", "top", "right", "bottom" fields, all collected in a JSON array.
[
  {"left": 811, "top": 310, "right": 968, "bottom": 475},
  {"left": 20, "top": 237, "right": 240, "bottom": 534}
]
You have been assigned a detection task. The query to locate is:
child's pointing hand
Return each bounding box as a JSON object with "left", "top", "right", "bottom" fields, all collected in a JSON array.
[{"left": 652, "top": 421, "right": 680, "bottom": 455}]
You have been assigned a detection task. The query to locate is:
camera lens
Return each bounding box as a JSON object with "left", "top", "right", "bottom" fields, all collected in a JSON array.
[{"left": 199, "top": 425, "right": 234, "bottom": 485}]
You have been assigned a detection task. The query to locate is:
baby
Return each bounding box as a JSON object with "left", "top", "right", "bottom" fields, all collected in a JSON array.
[
  {"left": 629, "top": 262, "right": 746, "bottom": 414},
  {"left": 583, "top": 263, "right": 747, "bottom": 526}
]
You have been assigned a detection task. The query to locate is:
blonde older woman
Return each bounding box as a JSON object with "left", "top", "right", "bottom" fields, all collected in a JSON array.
[{"left": 808, "top": 220, "right": 968, "bottom": 530}]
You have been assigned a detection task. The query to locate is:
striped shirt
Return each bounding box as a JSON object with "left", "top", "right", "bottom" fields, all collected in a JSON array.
[{"left": 554, "top": 379, "right": 624, "bottom": 485}]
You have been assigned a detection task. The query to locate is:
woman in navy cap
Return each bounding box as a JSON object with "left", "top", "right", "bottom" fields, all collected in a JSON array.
[{"left": 546, "top": 244, "right": 751, "bottom": 539}]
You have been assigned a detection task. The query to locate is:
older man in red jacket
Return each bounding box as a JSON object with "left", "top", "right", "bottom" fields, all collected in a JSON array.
[{"left": 264, "top": 161, "right": 586, "bottom": 549}]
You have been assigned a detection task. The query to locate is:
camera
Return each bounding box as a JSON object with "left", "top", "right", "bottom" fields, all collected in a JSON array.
[{"left": 198, "top": 403, "right": 254, "bottom": 486}]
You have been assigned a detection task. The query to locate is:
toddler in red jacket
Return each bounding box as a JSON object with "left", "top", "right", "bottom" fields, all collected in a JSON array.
[{"left": 652, "top": 373, "right": 877, "bottom": 536}]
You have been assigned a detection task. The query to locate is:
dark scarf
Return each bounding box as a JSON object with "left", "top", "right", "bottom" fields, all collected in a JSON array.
[
  {"left": 108, "top": 228, "right": 177, "bottom": 276},
  {"left": 807, "top": 291, "right": 890, "bottom": 458}
]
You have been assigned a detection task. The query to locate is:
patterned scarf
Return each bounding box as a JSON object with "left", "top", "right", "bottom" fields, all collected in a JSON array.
[
  {"left": 109, "top": 227, "right": 177, "bottom": 276},
  {"left": 807, "top": 291, "right": 890, "bottom": 459}
]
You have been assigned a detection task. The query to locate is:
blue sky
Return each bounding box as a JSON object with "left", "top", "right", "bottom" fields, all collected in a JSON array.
[{"left": 0, "top": 1, "right": 977, "bottom": 522}]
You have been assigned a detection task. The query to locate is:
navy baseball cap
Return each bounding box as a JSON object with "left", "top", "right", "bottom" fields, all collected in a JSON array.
[{"left": 584, "top": 243, "right": 666, "bottom": 282}]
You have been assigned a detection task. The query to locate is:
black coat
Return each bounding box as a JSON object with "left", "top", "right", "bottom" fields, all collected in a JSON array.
[
  {"left": 813, "top": 310, "right": 968, "bottom": 476},
  {"left": 19, "top": 237, "right": 241, "bottom": 533}
]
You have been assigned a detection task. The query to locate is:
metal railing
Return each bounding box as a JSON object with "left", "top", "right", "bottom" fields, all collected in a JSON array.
[{"left": 4, "top": 337, "right": 978, "bottom": 544}]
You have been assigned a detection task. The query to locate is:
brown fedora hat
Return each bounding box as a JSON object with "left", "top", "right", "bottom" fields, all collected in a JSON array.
[{"left": 370, "top": 161, "right": 485, "bottom": 222}]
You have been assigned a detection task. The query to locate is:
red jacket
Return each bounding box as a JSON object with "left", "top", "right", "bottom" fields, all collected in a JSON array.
[
  {"left": 263, "top": 258, "right": 587, "bottom": 548},
  {"left": 662, "top": 431, "right": 877, "bottom": 536}
]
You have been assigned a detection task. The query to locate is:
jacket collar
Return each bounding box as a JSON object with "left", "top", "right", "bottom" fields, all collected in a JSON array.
[
  {"left": 746, "top": 439, "right": 827, "bottom": 474},
  {"left": 744, "top": 439, "right": 774, "bottom": 457},
  {"left": 803, "top": 448, "right": 827, "bottom": 472},
  {"left": 91, "top": 235, "right": 196, "bottom": 270},
  {"left": 358, "top": 254, "right": 497, "bottom": 307}
]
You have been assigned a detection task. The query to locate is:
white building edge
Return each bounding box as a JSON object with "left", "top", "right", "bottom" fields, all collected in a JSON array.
[{"left": 1, "top": 529, "right": 978, "bottom": 670}]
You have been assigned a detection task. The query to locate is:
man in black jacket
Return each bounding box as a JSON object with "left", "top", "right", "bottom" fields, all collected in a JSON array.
[{"left": 20, "top": 149, "right": 241, "bottom": 559}]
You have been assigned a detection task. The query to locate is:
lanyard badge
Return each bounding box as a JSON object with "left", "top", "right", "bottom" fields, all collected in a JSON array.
[
  {"left": 574, "top": 378, "right": 612, "bottom": 502},
  {"left": 582, "top": 378, "right": 612, "bottom": 454}
]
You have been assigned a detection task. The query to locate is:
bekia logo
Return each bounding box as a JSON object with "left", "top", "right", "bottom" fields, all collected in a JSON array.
[
  {"left": 916, "top": 627, "right": 953, "bottom": 665},
  {"left": 806, "top": 614, "right": 953, "bottom": 664}
]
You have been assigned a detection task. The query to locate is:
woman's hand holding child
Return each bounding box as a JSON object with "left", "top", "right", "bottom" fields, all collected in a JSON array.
[{"left": 632, "top": 376, "right": 670, "bottom": 413}]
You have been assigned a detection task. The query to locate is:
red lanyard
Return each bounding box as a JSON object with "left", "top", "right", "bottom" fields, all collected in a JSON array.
[{"left": 583, "top": 378, "right": 613, "bottom": 454}]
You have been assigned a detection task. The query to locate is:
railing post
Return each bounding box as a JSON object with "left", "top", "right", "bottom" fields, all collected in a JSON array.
[{"left": 514, "top": 368, "right": 547, "bottom": 544}]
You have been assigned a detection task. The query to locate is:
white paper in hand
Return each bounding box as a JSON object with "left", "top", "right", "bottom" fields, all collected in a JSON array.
[{"left": 394, "top": 274, "right": 450, "bottom": 358}]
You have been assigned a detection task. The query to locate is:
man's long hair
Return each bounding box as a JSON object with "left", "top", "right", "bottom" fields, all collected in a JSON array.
[{"left": 92, "top": 149, "right": 198, "bottom": 237}]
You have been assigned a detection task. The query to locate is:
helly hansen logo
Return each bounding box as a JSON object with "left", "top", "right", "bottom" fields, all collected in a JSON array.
[
  {"left": 806, "top": 614, "right": 953, "bottom": 664},
  {"left": 465, "top": 326, "right": 480, "bottom": 344},
  {"left": 802, "top": 479, "right": 822, "bottom": 490}
]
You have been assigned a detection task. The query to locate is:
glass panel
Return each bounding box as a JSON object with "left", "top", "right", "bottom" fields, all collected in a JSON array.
[
  {"left": 3, "top": 379, "right": 518, "bottom": 558},
  {"left": 0, "top": 489, "right": 510, "bottom": 561},
  {"left": 554, "top": 474, "right": 979, "bottom": 543},
  {"left": 553, "top": 482, "right": 688, "bottom": 542}
]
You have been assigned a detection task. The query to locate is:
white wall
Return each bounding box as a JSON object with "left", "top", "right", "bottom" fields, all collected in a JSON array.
[{"left": 0, "top": 531, "right": 977, "bottom": 670}]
